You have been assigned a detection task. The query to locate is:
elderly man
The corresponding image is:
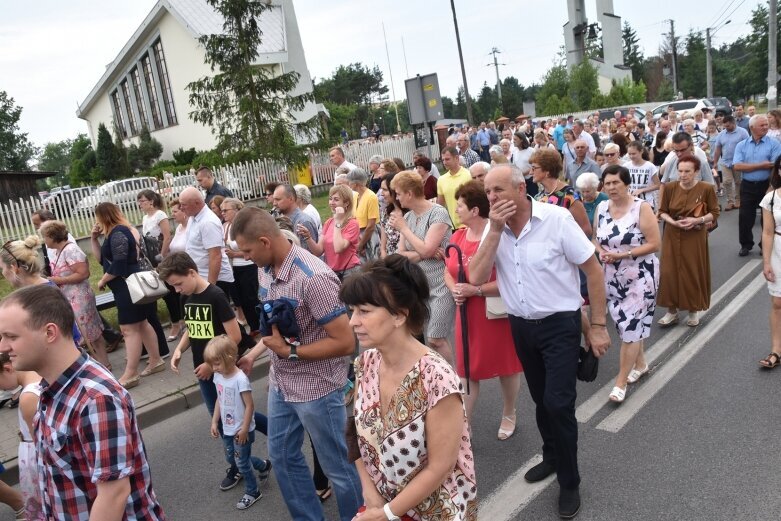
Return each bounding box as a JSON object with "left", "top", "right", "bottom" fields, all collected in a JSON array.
[
  {"left": 458, "top": 134, "right": 481, "bottom": 167},
  {"left": 346, "top": 168, "right": 379, "bottom": 260},
  {"left": 195, "top": 165, "right": 234, "bottom": 205},
  {"left": 469, "top": 161, "right": 490, "bottom": 181},
  {"left": 469, "top": 164, "right": 610, "bottom": 519},
  {"left": 713, "top": 115, "right": 750, "bottom": 211},
  {"left": 477, "top": 122, "right": 491, "bottom": 161},
  {"left": 734, "top": 114, "right": 781, "bottom": 256},
  {"left": 273, "top": 184, "right": 319, "bottom": 251},
  {"left": 565, "top": 139, "right": 600, "bottom": 187},
  {"left": 329, "top": 146, "right": 356, "bottom": 184},
  {"left": 180, "top": 187, "right": 235, "bottom": 297},
  {"left": 660, "top": 133, "right": 715, "bottom": 184},
  {"left": 572, "top": 119, "right": 596, "bottom": 158}
]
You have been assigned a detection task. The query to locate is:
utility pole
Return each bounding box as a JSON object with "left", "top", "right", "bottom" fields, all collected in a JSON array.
[
  {"left": 450, "top": 0, "right": 475, "bottom": 125},
  {"left": 488, "top": 47, "right": 504, "bottom": 110},
  {"left": 769, "top": 0, "right": 778, "bottom": 110},
  {"left": 381, "top": 22, "right": 401, "bottom": 133},
  {"left": 706, "top": 28, "right": 713, "bottom": 98},
  {"left": 668, "top": 19, "right": 679, "bottom": 97}
]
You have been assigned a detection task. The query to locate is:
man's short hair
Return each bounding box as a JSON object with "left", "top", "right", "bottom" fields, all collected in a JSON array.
[
  {"left": 749, "top": 114, "right": 766, "bottom": 129},
  {"left": 157, "top": 251, "right": 199, "bottom": 280},
  {"left": 231, "top": 206, "right": 281, "bottom": 241},
  {"left": 442, "top": 146, "right": 458, "bottom": 157},
  {"left": 276, "top": 184, "right": 297, "bottom": 201},
  {"left": 31, "top": 209, "right": 55, "bottom": 222},
  {"left": 196, "top": 165, "right": 214, "bottom": 177},
  {"left": 0, "top": 285, "right": 74, "bottom": 339},
  {"left": 671, "top": 132, "right": 693, "bottom": 145},
  {"left": 329, "top": 146, "right": 346, "bottom": 158},
  {"left": 722, "top": 115, "right": 736, "bottom": 124}
]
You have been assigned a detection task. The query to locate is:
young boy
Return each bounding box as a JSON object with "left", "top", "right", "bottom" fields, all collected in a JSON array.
[{"left": 157, "top": 252, "right": 270, "bottom": 493}]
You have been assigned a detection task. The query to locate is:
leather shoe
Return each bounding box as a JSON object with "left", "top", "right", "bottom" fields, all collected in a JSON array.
[
  {"left": 524, "top": 460, "right": 556, "bottom": 483},
  {"left": 559, "top": 487, "right": 581, "bottom": 519},
  {"left": 738, "top": 248, "right": 750, "bottom": 257}
]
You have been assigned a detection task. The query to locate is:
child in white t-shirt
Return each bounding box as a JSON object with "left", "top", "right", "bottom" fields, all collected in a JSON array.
[{"left": 205, "top": 336, "right": 271, "bottom": 511}]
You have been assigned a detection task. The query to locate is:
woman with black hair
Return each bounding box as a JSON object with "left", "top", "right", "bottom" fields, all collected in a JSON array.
[
  {"left": 342, "top": 255, "right": 477, "bottom": 521},
  {"left": 759, "top": 157, "right": 781, "bottom": 368}
]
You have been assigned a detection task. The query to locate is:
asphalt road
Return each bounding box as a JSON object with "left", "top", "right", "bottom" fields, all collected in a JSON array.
[{"left": 3, "top": 202, "right": 780, "bottom": 520}]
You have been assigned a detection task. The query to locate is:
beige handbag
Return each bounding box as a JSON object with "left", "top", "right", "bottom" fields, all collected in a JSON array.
[
  {"left": 126, "top": 270, "right": 168, "bottom": 305},
  {"left": 479, "top": 223, "right": 509, "bottom": 320}
]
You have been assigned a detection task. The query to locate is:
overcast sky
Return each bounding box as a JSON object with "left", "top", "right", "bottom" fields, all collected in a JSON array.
[{"left": 1, "top": 0, "right": 759, "bottom": 147}]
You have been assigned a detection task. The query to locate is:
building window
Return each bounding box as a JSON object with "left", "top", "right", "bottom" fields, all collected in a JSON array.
[
  {"left": 131, "top": 67, "right": 149, "bottom": 130},
  {"left": 152, "top": 39, "right": 177, "bottom": 126},
  {"left": 120, "top": 81, "right": 138, "bottom": 135},
  {"left": 142, "top": 53, "right": 163, "bottom": 129},
  {"left": 111, "top": 90, "right": 128, "bottom": 138}
]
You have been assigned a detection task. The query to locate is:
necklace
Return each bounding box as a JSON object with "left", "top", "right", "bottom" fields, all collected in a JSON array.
[{"left": 544, "top": 182, "right": 563, "bottom": 197}]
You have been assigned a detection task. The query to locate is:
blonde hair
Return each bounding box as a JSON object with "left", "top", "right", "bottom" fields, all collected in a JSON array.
[
  {"left": 390, "top": 170, "right": 424, "bottom": 198},
  {"left": 203, "top": 335, "right": 238, "bottom": 368},
  {"left": 328, "top": 185, "right": 354, "bottom": 220},
  {"left": 0, "top": 235, "right": 43, "bottom": 274}
]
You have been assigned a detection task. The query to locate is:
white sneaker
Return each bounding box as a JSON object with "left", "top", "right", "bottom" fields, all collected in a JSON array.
[{"left": 236, "top": 491, "right": 261, "bottom": 510}]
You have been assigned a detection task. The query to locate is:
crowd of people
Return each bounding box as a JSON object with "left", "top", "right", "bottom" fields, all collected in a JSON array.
[{"left": 1, "top": 101, "right": 781, "bottom": 520}]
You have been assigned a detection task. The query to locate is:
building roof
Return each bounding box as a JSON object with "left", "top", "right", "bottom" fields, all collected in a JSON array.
[{"left": 77, "top": 0, "right": 288, "bottom": 117}]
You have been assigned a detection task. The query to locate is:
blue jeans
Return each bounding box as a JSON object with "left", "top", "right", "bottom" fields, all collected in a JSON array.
[
  {"left": 221, "top": 430, "right": 267, "bottom": 495},
  {"left": 268, "top": 387, "right": 362, "bottom": 521}
]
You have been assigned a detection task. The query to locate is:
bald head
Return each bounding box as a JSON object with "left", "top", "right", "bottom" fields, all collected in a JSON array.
[{"left": 179, "top": 187, "right": 205, "bottom": 216}]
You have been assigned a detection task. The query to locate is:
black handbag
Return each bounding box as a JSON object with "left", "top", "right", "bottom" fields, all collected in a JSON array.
[{"left": 577, "top": 346, "right": 599, "bottom": 382}]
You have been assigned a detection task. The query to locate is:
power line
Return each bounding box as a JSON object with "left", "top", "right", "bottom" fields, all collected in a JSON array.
[
  {"left": 719, "top": 0, "right": 748, "bottom": 29},
  {"left": 709, "top": 0, "right": 738, "bottom": 29}
]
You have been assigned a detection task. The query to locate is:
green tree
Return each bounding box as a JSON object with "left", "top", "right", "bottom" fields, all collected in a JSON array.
[
  {"left": 38, "top": 140, "right": 72, "bottom": 175},
  {"left": 67, "top": 134, "right": 96, "bottom": 186},
  {"left": 94, "top": 123, "right": 118, "bottom": 181},
  {"left": 172, "top": 147, "right": 198, "bottom": 165},
  {"left": 314, "top": 63, "right": 388, "bottom": 105},
  {"left": 536, "top": 65, "right": 570, "bottom": 116},
  {"left": 622, "top": 22, "right": 645, "bottom": 84},
  {"left": 441, "top": 96, "right": 455, "bottom": 118},
  {"left": 0, "top": 91, "right": 36, "bottom": 170},
  {"left": 656, "top": 78, "right": 675, "bottom": 101},
  {"left": 678, "top": 30, "right": 706, "bottom": 98},
  {"left": 605, "top": 77, "right": 647, "bottom": 106},
  {"left": 568, "top": 62, "right": 599, "bottom": 110},
  {"left": 474, "top": 83, "right": 498, "bottom": 123},
  {"left": 127, "top": 127, "right": 163, "bottom": 172},
  {"left": 187, "top": 0, "right": 318, "bottom": 165},
  {"left": 500, "top": 76, "right": 526, "bottom": 119}
]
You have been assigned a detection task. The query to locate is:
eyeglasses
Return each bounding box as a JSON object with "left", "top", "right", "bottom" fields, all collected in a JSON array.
[
  {"left": 530, "top": 165, "right": 542, "bottom": 171},
  {"left": 604, "top": 153, "right": 617, "bottom": 157},
  {"left": 221, "top": 208, "right": 236, "bottom": 213}
]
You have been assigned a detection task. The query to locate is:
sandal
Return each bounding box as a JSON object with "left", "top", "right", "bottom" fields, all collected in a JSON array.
[
  {"left": 627, "top": 365, "right": 649, "bottom": 384},
  {"left": 609, "top": 386, "right": 626, "bottom": 403},
  {"left": 498, "top": 415, "right": 516, "bottom": 441},
  {"left": 140, "top": 360, "right": 166, "bottom": 377},
  {"left": 316, "top": 486, "right": 332, "bottom": 502},
  {"left": 759, "top": 352, "right": 781, "bottom": 369},
  {"left": 658, "top": 312, "right": 679, "bottom": 327},
  {"left": 120, "top": 375, "right": 140, "bottom": 389}
]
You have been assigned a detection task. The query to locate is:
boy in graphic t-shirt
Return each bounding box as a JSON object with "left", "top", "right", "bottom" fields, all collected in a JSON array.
[{"left": 157, "top": 252, "right": 270, "bottom": 492}]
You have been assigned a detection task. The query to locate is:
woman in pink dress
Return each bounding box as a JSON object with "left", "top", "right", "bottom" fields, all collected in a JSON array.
[
  {"left": 444, "top": 180, "right": 523, "bottom": 440},
  {"left": 342, "top": 255, "right": 477, "bottom": 521}
]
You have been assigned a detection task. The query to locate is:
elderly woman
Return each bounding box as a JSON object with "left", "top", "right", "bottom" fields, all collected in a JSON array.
[
  {"left": 489, "top": 145, "right": 507, "bottom": 165},
  {"left": 576, "top": 171, "right": 608, "bottom": 234},
  {"left": 368, "top": 154, "right": 385, "bottom": 193},
  {"left": 390, "top": 171, "right": 455, "bottom": 366},
  {"left": 220, "top": 197, "right": 261, "bottom": 334},
  {"left": 294, "top": 184, "right": 322, "bottom": 232},
  {"left": 91, "top": 202, "right": 164, "bottom": 388},
  {"left": 500, "top": 138, "right": 513, "bottom": 161},
  {"left": 657, "top": 155, "right": 720, "bottom": 327},
  {"left": 40, "top": 220, "right": 111, "bottom": 368},
  {"left": 413, "top": 155, "right": 438, "bottom": 200},
  {"left": 342, "top": 255, "right": 477, "bottom": 520},
  {"left": 379, "top": 170, "right": 404, "bottom": 258},
  {"left": 683, "top": 118, "right": 707, "bottom": 147},
  {"left": 444, "top": 181, "right": 522, "bottom": 439},
  {"left": 303, "top": 185, "right": 362, "bottom": 281},
  {"left": 594, "top": 165, "right": 661, "bottom": 403},
  {"left": 530, "top": 148, "right": 592, "bottom": 237},
  {"left": 602, "top": 143, "right": 623, "bottom": 171}
]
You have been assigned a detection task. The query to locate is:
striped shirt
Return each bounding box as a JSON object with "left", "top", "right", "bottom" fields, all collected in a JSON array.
[
  {"left": 36, "top": 352, "right": 166, "bottom": 520},
  {"left": 259, "top": 244, "right": 349, "bottom": 402}
]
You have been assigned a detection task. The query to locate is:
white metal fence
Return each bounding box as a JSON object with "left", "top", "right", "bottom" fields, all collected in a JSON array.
[{"left": 0, "top": 134, "right": 438, "bottom": 243}]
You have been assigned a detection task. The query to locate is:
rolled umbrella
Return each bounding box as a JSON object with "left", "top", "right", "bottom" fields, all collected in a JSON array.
[{"left": 445, "top": 243, "right": 470, "bottom": 394}]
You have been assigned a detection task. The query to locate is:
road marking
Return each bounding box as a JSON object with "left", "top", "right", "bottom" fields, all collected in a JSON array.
[
  {"left": 478, "top": 454, "right": 556, "bottom": 520},
  {"left": 596, "top": 273, "right": 765, "bottom": 433},
  {"left": 576, "top": 259, "right": 761, "bottom": 424}
]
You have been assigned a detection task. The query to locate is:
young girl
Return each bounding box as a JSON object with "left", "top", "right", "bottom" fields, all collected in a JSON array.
[
  {"left": 0, "top": 354, "right": 44, "bottom": 520},
  {"left": 205, "top": 336, "right": 270, "bottom": 511},
  {"left": 624, "top": 141, "right": 660, "bottom": 210}
]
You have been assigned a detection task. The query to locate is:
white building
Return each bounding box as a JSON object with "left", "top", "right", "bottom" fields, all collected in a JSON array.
[{"left": 77, "top": 0, "right": 322, "bottom": 159}]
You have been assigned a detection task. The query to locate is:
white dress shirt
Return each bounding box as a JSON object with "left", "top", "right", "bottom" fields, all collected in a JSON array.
[
  {"left": 186, "top": 205, "right": 234, "bottom": 282},
  {"left": 492, "top": 198, "right": 595, "bottom": 319}
]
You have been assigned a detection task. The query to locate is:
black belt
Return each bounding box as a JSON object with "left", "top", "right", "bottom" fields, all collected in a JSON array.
[
  {"left": 513, "top": 310, "right": 579, "bottom": 325},
  {"left": 743, "top": 179, "right": 769, "bottom": 184}
]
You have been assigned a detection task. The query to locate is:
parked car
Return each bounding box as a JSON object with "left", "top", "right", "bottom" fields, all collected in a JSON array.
[
  {"left": 650, "top": 99, "right": 715, "bottom": 120},
  {"left": 706, "top": 97, "right": 733, "bottom": 116},
  {"left": 43, "top": 186, "right": 96, "bottom": 217},
  {"left": 76, "top": 177, "right": 159, "bottom": 211},
  {"left": 597, "top": 107, "right": 647, "bottom": 122}
]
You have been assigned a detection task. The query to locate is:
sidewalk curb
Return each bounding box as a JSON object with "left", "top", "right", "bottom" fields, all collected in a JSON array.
[{"left": 1, "top": 358, "right": 270, "bottom": 487}]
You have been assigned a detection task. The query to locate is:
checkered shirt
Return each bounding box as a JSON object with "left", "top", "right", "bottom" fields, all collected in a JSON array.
[
  {"left": 259, "top": 244, "right": 349, "bottom": 402},
  {"left": 36, "top": 352, "right": 166, "bottom": 520}
]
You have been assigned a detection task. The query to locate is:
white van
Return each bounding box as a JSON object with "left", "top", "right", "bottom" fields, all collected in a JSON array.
[{"left": 77, "top": 177, "right": 159, "bottom": 211}]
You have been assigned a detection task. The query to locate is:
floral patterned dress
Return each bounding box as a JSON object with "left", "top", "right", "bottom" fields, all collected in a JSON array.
[
  {"left": 50, "top": 244, "right": 103, "bottom": 343},
  {"left": 354, "top": 349, "right": 477, "bottom": 520},
  {"left": 596, "top": 198, "right": 659, "bottom": 342}
]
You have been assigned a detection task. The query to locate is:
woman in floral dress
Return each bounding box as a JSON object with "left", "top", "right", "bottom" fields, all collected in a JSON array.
[
  {"left": 594, "top": 165, "right": 661, "bottom": 403},
  {"left": 342, "top": 255, "right": 477, "bottom": 521}
]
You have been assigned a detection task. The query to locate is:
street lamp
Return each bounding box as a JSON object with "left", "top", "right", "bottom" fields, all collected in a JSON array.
[{"left": 706, "top": 19, "right": 731, "bottom": 98}]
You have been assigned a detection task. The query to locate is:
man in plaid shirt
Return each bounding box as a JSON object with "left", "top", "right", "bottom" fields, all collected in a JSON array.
[
  {"left": 232, "top": 207, "right": 362, "bottom": 521},
  {"left": 0, "top": 285, "right": 165, "bottom": 520}
]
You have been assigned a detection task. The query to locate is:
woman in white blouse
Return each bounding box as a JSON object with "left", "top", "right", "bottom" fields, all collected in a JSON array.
[{"left": 220, "top": 198, "right": 261, "bottom": 334}]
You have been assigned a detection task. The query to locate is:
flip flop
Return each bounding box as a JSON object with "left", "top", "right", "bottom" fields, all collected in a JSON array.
[{"left": 627, "top": 365, "right": 649, "bottom": 384}]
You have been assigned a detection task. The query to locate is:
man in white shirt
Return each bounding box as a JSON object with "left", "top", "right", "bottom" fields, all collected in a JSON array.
[
  {"left": 179, "top": 187, "right": 235, "bottom": 297},
  {"left": 469, "top": 164, "right": 610, "bottom": 520},
  {"left": 329, "top": 147, "right": 356, "bottom": 184}
]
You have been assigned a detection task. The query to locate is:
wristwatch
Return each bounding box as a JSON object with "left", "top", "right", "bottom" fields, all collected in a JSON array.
[{"left": 383, "top": 503, "right": 400, "bottom": 521}]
